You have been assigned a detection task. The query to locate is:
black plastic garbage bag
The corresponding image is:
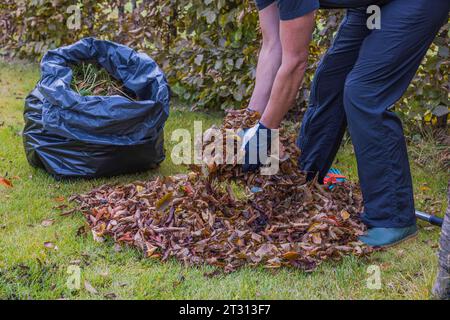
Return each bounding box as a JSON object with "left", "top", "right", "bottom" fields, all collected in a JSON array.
[{"left": 23, "top": 38, "right": 170, "bottom": 179}]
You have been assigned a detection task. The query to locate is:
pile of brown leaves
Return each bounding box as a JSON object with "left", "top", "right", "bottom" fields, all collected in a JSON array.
[{"left": 71, "top": 109, "right": 371, "bottom": 272}]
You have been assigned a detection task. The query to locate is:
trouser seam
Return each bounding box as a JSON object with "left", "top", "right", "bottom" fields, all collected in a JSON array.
[
  {"left": 379, "top": 114, "right": 399, "bottom": 220},
  {"left": 299, "top": 12, "right": 350, "bottom": 158}
]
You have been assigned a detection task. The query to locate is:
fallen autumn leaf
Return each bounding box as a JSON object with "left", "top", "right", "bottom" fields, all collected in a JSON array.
[
  {"left": 84, "top": 281, "right": 98, "bottom": 295},
  {"left": 0, "top": 177, "right": 13, "bottom": 188},
  {"left": 41, "top": 219, "right": 55, "bottom": 227}
]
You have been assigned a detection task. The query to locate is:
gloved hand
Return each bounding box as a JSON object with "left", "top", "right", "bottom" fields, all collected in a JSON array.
[{"left": 241, "top": 121, "right": 272, "bottom": 172}]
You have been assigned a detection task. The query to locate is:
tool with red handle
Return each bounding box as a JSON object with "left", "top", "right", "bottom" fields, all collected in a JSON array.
[
  {"left": 325, "top": 169, "right": 443, "bottom": 227},
  {"left": 324, "top": 168, "right": 347, "bottom": 190}
]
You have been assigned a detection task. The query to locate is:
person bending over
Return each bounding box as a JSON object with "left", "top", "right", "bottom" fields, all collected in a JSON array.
[{"left": 243, "top": 0, "right": 450, "bottom": 247}]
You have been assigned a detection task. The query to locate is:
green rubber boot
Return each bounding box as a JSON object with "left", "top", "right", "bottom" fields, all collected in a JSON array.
[{"left": 359, "top": 225, "right": 418, "bottom": 248}]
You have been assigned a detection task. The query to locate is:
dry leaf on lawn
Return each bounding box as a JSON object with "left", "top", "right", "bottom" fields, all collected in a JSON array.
[
  {"left": 41, "top": 219, "right": 55, "bottom": 227},
  {"left": 0, "top": 177, "right": 13, "bottom": 188},
  {"left": 84, "top": 281, "right": 98, "bottom": 295},
  {"left": 44, "top": 242, "right": 58, "bottom": 250}
]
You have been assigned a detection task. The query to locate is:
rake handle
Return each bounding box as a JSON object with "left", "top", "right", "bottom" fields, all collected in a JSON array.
[{"left": 416, "top": 210, "right": 444, "bottom": 227}]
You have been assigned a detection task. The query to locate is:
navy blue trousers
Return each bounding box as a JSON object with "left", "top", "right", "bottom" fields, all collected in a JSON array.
[{"left": 298, "top": 0, "right": 449, "bottom": 228}]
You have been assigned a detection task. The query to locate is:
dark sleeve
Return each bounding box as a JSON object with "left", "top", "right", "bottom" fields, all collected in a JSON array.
[
  {"left": 254, "top": 0, "right": 276, "bottom": 11},
  {"left": 278, "top": 0, "right": 320, "bottom": 21},
  {"left": 320, "top": 0, "right": 391, "bottom": 9}
]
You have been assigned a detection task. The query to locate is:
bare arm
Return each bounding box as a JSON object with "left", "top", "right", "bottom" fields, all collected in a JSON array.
[
  {"left": 260, "top": 11, "right": 316, "bottom": 129},
  {"left": 249, "top": 3, "right": 282, "bottom": 114}
]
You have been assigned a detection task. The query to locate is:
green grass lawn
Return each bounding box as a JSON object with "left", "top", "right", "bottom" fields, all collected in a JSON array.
[{"left": 0, "top": 61, "right": 448, "bottom": 300}]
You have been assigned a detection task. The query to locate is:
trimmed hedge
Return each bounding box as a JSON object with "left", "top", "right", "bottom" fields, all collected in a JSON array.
[{"left": 0, "top": 0, "right": 448, "bottom": 122}]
